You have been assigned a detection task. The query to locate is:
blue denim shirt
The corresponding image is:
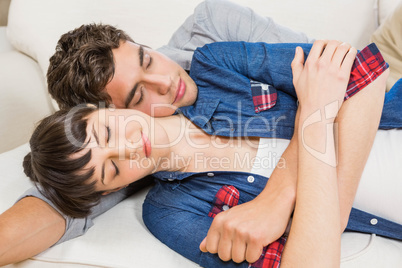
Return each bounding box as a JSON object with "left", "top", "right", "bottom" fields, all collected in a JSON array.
[
  {"left": 144, "top": 171, "right": 402, "bottom": 268},
  {"left": 178, "top": 42, "right": 402, "bottom": 139},
  {"left": 178, "top": 42, "right": 309, "bottom": 140}
]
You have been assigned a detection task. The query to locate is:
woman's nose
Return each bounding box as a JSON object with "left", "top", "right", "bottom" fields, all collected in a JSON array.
[{"left": 104, "top": 143, "right": 136, "bottom": 160}]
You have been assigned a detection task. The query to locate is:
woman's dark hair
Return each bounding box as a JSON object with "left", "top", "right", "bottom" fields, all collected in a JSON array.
[
  {"left": 23, "top": 106, "right": 99, "bottom": 218},
  {"left": 47, "top": 23, "right": 134, "bottom": 109}
]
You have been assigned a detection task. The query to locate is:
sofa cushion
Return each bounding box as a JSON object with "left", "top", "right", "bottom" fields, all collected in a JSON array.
[
  {"left": 0, "top": 50, "right": 53, "bottom": 153},
  {"left": 378, "top": 0, "right": 402, "bottom": 25},
  {"left": 0, "top": 27, "right": 12, "bottom": 52},
  {"left": 7, "top": 0, "right": 381, "bottom": 77}
]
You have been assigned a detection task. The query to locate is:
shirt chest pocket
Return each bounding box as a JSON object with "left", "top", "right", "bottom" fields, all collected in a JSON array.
[{"left": 250, "top": 80, "right": 277, "bottom": 113}]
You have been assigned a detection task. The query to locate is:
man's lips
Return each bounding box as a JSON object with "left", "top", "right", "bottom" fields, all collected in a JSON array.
[
  {"left": 141, "top": 132, "right": 151, "bottom": 158},
  {"left": 172, "top": 78, "right": 186, "bottom": 104}
]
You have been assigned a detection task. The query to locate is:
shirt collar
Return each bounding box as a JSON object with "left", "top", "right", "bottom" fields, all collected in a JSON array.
[
  {"left": 153, "top": 171, "right": 196, "bottom": 181},
  {"left": 177, "top": 98, "right": 220, "bottom": 128}
]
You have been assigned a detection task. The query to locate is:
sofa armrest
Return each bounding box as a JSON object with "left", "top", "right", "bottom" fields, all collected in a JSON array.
[{"left": 0, "top": 28, "right": 54, "bottom": 153}]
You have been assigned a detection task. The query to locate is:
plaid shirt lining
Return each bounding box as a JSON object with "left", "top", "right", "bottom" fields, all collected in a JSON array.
[{"left": 252, "top": 43, "right": 389, "bottom": 113}]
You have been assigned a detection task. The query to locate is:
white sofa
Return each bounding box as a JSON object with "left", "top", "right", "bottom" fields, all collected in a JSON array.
[{"left": 1, "top": 0, "right": 402, "bottom": 267}]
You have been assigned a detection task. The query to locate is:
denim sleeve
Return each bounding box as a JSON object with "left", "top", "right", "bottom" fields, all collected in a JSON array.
[
  {"left": 17, "top": 184, "right": 139, "bottom": 246},
  {"left": 143, "top": 201, "right": 248, "bottom": 268},
  {"left": 156, "top": 0, "right": 313, "bottom": 70},
  {"left": 191, "top": 41, "right": 313, "bottom": 97}
]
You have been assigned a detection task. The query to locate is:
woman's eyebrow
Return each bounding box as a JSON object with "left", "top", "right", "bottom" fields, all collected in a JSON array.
[
  {"left": 92, "top": 123, "right": 106, "bottom": 185},
  {"left": 92, "top": 123, "right": 100, "bottom": 145},
  {"left": 101, "top": 163, "right": 106, "bottom": 185}
]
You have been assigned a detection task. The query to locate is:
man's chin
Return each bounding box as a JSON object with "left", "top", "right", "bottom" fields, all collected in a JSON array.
[{"left": 149, "top": 105, "right": 178, "bottom": 117}]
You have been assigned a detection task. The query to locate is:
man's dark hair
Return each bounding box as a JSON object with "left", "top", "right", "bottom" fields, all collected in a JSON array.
[
  {"left": 23, "top": 106, "right": 99, "bottom": 218},
  {"left": 47, "top": 23, "right": 134, "bottom": 109}
]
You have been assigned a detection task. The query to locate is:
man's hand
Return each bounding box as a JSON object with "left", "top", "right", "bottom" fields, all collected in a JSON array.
[{"left": 199, "top": 186, "right": 294, "bottom": 264}]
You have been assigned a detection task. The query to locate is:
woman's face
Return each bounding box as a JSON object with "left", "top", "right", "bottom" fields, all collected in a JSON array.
[{"left": 78, "top": 108, "right": 170, "bottom": 193}]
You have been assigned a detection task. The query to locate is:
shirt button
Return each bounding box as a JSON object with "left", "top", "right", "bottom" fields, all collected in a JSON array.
[
  {"left": 222, "top": 205, "right": 229, "bottom": 211},
  {"left": 370, "top": 218, "right": 378, "bottom": 225},
  {"left": 247, "top": 176, "right": 255, "bottom": 183},
  {"left": 207, "top": 172, "right": 214, "bottom": 177},
  {"left": 168, "top": 178, "right": 175, "bottom": 181}
]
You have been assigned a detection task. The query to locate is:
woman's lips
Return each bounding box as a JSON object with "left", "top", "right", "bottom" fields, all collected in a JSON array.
[
  {"left": 141, "top": 132, "right": 151, "bottom": 158},
  {"left": 172, "top": 78, "right": 186, "bottom": 104}
]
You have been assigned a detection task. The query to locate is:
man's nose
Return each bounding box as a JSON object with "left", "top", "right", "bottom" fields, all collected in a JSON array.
[{"left": 144, "top": 74, "right": 171, "bottom": 95}]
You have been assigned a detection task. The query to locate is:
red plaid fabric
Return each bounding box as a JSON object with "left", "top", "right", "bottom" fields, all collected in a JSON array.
[
  {"left": 209, "top": 185, "right": 286, "bottom": 268},
  {"left": 251, "top": 80, "right": 278, "bottom": 113},
  {"left": 345, "top": 43, "right": 389, "bottom": 100},
  {"left": 251, "top": 43, "right": 388, "bottom": 112},
  {"left": 208, "top": 185, "right": 240, "bottom": 218},
  {"left": 249, "top": 236, "right": 287, "bottom": 268}
]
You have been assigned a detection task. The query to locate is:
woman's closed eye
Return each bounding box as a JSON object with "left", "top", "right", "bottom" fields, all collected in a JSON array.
[
  {"left": 106, "top": 126, "right": 111, "bottom": 143},
  {"left": 111, "top": 160, "right": 120, "bottom": 176},
  {"left": 137, "top": 87, "right": 144, "bottom": 104}
]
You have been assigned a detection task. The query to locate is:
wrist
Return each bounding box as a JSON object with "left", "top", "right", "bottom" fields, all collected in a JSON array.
[{"left": 258, "top": 181, "right": 296, "bottom": 212}]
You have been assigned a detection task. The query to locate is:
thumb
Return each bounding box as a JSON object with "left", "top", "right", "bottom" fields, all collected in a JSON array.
[
  {"left": 291, "top": 46, "right": 304, "bottom": 84},
  {"left": 199, "top": 237, "right": 207, "bottom": 252}
]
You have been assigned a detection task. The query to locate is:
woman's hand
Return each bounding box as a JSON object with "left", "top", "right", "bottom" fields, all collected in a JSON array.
[
  {"left": 291, "top": 40, "right": 357, "bottom": 119},
  {"left": 199, "top": 190, "right": 293, "bottom": 264}
]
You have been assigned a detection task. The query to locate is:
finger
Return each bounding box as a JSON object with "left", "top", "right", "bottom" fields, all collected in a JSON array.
[
  {"left": 204, "top": 230, "right": 221, "bottom": 254},
  {"left": 203, "top": 219, "right": 222, "bottom": 254},
  {"left": 320, "top": 40, "right": 341, "bottom": 63},
  {"left": 307, "top": 40, "right": 329, "bottom": 61},
  {"left": 340, "top": 47, "right": 357, "bottom": 74},
  {"left": 231, "top": 236, "right": 247, "bottom": 263},
  {"left": 217, "top": 234, "right": 233, "bottom": 262},
  {"left": 200, "top": 237, "right": 207, "bottom": 252},
  {"left": 291, "top": 46, "right": 305, "bottom": 84},
  {"left": 245, "top": 241, "right": 263, "bottom": 264},
  {"left": 332, "top": 42, "right": 352, "bottom": 68}
]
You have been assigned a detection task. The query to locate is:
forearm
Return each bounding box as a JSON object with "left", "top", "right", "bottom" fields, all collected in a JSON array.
[
  {"left": 282, "top": 115, "right": 340, "bottom": 267},
  {"left": 0, "top": 197, "right": 65, "bottom": 265},
  {"left": 255, "top": 106, "right": 302, "bottom": 220},
  {"left": 256, "top": 135, "right": 297, "bottom": 219},
  {"left": 335, "top": 68, "right": 388, "bottom": 231}
]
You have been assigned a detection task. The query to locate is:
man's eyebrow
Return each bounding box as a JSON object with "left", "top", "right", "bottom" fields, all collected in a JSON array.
[
  {"left": 139, "top": 45, "right": 144, "bottom": 67},
  {"left": 124, "top": 45, "right": 144, "bottom": 108},
  {"left": 125, "top": 84, "right": 138, "bottom": 108},
  {"left": 92, "top": 123, "right": 106, "bottom": 185}
]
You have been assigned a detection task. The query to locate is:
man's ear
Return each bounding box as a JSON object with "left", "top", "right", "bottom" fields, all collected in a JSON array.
[{"left": 101, "top": 185, "right": 128, "bottom": 195}]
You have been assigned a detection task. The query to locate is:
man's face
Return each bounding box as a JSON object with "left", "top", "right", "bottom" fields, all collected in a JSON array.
[{"left": 106, "top": 41, "right": 198, "bottom": 117}]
